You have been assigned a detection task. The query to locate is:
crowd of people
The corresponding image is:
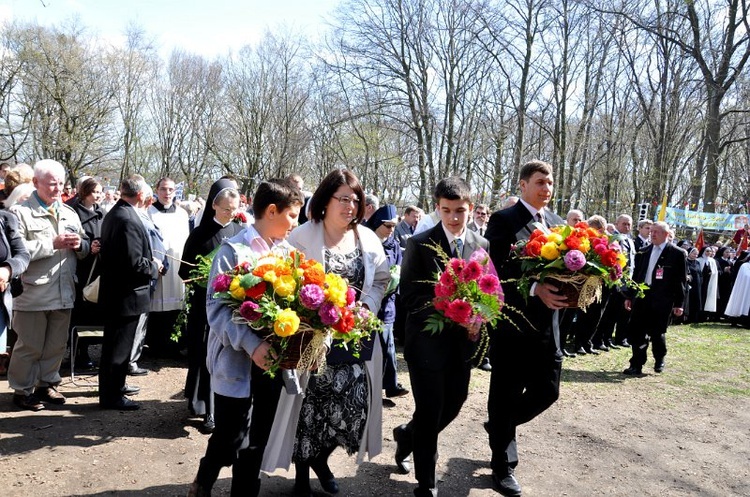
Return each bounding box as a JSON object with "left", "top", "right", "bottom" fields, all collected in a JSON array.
[{"left": 1, "top": 157, "right": 747, "bottom": 497}]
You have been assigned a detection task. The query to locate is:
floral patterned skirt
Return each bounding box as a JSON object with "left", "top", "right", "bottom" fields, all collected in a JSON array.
[{"left": 293, "top": 362, "right": 369, "bottom": 462}]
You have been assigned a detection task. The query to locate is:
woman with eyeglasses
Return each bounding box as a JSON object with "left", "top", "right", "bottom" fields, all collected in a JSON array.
[{"left": 263, "top": 169, "right": 390, "bottom": 497}]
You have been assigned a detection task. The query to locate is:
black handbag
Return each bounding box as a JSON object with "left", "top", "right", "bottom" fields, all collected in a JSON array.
[{"left": 10, "top": 276, "right": 22, "bottom": 297}]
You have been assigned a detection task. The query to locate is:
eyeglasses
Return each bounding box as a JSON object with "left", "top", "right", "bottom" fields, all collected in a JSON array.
[
  {"left": 475, "top": 212, "right": 487, "bottom": 217},
  {"left": 332, "top": 195, "right": 360, "bottom": 205}
]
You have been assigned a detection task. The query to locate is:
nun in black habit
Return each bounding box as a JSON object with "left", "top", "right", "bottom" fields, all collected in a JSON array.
[{"left": 180, "top": 179, "right": 243, "bottom": 433}]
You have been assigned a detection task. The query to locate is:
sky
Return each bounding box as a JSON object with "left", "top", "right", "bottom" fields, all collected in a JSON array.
[{"left": 0, "top": 0, "right": 341, "bottom": 57}]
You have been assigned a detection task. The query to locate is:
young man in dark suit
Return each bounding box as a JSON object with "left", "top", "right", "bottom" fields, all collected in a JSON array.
[
  {"left": 623, "top": 221, "right": 687, "bottom": 375},
  {"left": 394, "top": 177, "right": 489, "bottom": 497},
  {"left": 484, "top": 160, "right": 568, "bottom": 496},
  {"left": 98, "top": 175, "right": 162, "bottom": 410}
]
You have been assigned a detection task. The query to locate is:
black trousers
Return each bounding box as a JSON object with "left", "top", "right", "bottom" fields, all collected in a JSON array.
[
  {"left": 488, "top": 332, "right": 561, "bottom": 475},
  {"left": 99, "top": 314, "right": 139, "bottom": 404},
  {"left": 595, "top": 291, "right": 630, "bottom": 345},
  {"left": 195, "top": 365, "right": 282, "bottom": 497},
  {"left": 627, "top": 298, "right": 670, "bottom": 368},
  {"left": 403, "top": 359, "right": 472, "bottom": 492}
]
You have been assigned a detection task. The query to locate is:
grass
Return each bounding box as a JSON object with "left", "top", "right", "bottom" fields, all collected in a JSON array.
[{"left": 561, "top": 322, "right": 750, "bottom": 399}]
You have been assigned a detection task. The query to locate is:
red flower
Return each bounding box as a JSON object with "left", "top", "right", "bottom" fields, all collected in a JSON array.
[
  {"left": 600, "top": 250, "right": 619, "bottom": 267},
  {"left": 525, "top": 240, "right": 543, "bottom": 257},
  {"left": 333, "top": 307, "right": 355, "bottom": 334},
  {"left": 435, "top": 281, "right": 455, "bottom": 298},
  {"left": 564, "top": 235, "right": 582, "bottom": 251},
  {"left": 444, "top": 299, "right": 473, "bottom": 325},
  {"left": 245, "top": 281, "right": 267, "bottom": 300},
  {"left": 234, "top": 211, "right": 248, "bottom": 223},
  {"left": 574, "top": 221, "right": 590, "bottom": 229},
  {"left": 434, "top": 298, "right": 450, "bottom": 312}
]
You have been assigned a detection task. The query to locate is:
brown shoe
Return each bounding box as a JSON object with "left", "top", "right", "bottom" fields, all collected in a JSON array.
[
  {"left": 35, "top": 385, "right": 67, "bottom": 405},
  {"left": 13, "top": 393, "right": 45, "bottom": 411}
]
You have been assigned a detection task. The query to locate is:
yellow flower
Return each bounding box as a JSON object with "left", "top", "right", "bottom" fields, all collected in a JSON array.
[
  {"left": 547, "top": 233, "right": 563, "bottom": 244},
  {"left": 579, "top": 239, "right": 591, "bottom": 253},
  {"left": 229, "top": 277, "right": 246, "bottom": 300},
  {"left": 274, "top": 308, "right": 300, "bottom": 337},
  {"left": 617, "top": 252, "right": 628, "bottom": 268},
  {"left": 540, "top": 242, "right": 560, "bottom": 260},
  {"left": 263, "top": 270, "right": 278, "bottom": 283},
  {"left": 273, "top": 274, "right": 297, "bottom": 298},
  {"left": 324, "top": 273, "right": 348, "bottom": 307}
]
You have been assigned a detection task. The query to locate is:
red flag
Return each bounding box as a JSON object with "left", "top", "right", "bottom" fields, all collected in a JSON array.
[{"left": 695, "top": 228, "right": 705, "bottom": 252}]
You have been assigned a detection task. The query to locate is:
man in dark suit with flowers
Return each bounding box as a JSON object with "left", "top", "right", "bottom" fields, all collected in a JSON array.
[
  {"left": 394, "top": 177, "right": 489, "bottom": 497},
  {"left": 623, "top": 221, "right": 687, "bottom": 375},
  {"left": 484, "top": 160, "right": 567, "bottom": 496},
  {"left": 98, "top": 175, "right": 162, "bottom": 410}
]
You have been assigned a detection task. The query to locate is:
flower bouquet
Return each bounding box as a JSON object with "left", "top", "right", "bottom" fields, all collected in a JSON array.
[
  {"left": 211, "top": 249, "right": 382, "bottom": 377},
  {"left": 511, "top": 221, "right": 646, "bottom": 309},
  {"left": 423, "top": 244, "right": 505, "bottom": 362}
]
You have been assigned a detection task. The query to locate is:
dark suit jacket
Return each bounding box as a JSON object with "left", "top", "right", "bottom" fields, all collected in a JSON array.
[
  {"left": 629, "top": 243, "right": 687, "bottom": 331},
  {"left": 484, "top": 201, "right": 564, "bottom": 336},
  {"left": 99, "top": 199, "right": 159, "bottom": 316},
  {"left": 0, "top": 210, "right": 31, "bottom": 322},
  {"left": 401, "top": 223, "right": 489, "bottom": 370}
]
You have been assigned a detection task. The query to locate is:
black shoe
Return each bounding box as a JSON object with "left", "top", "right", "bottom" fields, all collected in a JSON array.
[
  {"left": 201, "top": 414, "right": 215, "bottom": 434},
  {"left": 606, "top": 340, "right": 620, "bottom": 349},
  {"left": 386, "top": 385, "right": 410, "bottom": 398},
  {"left": 575, "top": 347, "right": 588, "bottom": 355},
  {"left": 121, "top": 384, "right": 140, "bottom": 396},
  {"left": 584, "top": 347, "right": 600, "bottom": 355},
  {"left": 622, "top": 366, "right": 643, "bottom": 376},
  {"left": 100, "top": 396, "right": 141, "bottom": 410},
  {"left": 35, "top": 385, "right": 67, "bottom": 405},
  {"left": 594, "top": 344, "right": 610, "bottom": 352},
  {"left": 382, "top": 398, "right": 396, "bottom": 408},
  {"left": 292, "top": 482, "right": 312, "bottom": 497},
  {"left": 13, "top": 393, "right": 45, "bottom": 411},
  {"left": 477, "top": 357, "right": 492, "bottom": 371},
  {"left": 562, "top": 349, "right": 577, "bottom": 358},
  {"left": 492, "top": 471, "right": 522, "bottom": 496},
  {"left": 654, "top": 361, "right": 665, "bottom": 373},
  {"left": 128, "top": 366, "right": 150, "bottom": 376},
  {"left": 617, "top": 339, "right": 630, "bottom": 347},
  {"left": 393, "top": 424, "right": 412, "bottom": 474},
  {"left": 187, "top": 479, "right": 212, "bottom": 497}
]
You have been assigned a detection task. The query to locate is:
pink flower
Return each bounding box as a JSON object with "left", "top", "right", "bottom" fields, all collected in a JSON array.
[
  {"left": 609, "top": 264, "right": 623, "bottom": 281},
  {"left": 212, "top": 273, "right": 232, "bottom": 293},
  {"left": 435, "top": 281, "right": 455, "bottom": 298},
  {"left": 238, "top": 301, "right": 261, "bottom": 321},
  {"left": 299, "top": 284, "right": 325, "bottom": 310},
  {"left": 444, "top": 299, "right": 473, "bottom": 325},
  {"left": 434, "top": 298, "right": 450, "bottom": 312},
  {"left": 439, "top": 269, "right": 455, "bottom": 286},
  {"left": 478, "top": 274, "right": 501, "bottom": 295},
  {"left": 346, "top": 287, "right": 356, "bottom": 305},
  {"left": 318, "top": 301, "right": 340, "bottom": 325},
  {"left": 449, "top": 258, "right": 465, "bottom": 274},
  {"left": 460, "top": 261, "right": 483, "bottom": 282},
  {"left": 564, "top": 250, "right": 587, "bottom": 271}
]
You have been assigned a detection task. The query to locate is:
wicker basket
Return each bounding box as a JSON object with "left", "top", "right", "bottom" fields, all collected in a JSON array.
[
  {"left": 546, "top": 273, "right": 602, "bottom": 309},
  {"left": 267, "top": 324, "right": 327, "bottom": 371}
]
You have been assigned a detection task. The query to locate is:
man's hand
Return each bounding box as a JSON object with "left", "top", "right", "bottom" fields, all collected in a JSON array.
[
  {"left": 672, "top": 307, "right": 684, "bottom": 317},
  {"left": 251, "top": 341, "right": 277, "bottom": 371},
  {"left": 153, "top": 258, "right": 165, "bottom": 274},
  {"left": 90, "top": 239, "right": 101, "bottom": 255},
  {"left": 533, "top": 282, "right": 568, "bottom": 310},
  {"left": 53, "top": 233, "right": 81, "bottom": 250},
  {"left": 624, "top": 299, "right": 632, "bottom": 311}
]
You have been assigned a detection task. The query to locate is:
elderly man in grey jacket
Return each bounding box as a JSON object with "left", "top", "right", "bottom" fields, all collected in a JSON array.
[{"left": 8, "top": 159, "right": 90, "bottom": 411}]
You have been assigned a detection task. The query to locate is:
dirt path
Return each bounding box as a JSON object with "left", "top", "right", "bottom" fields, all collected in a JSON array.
[{"left": 2, "top": 345, "right": 749, "bottom": 497}]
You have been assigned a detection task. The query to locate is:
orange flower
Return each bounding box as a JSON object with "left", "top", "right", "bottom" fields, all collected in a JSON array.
[
  {"left": 525, "top": 239, "right": 543, "bottom": 257},
  {"left": 303, "top": 265, "right": 326, "bottom": 286}
]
